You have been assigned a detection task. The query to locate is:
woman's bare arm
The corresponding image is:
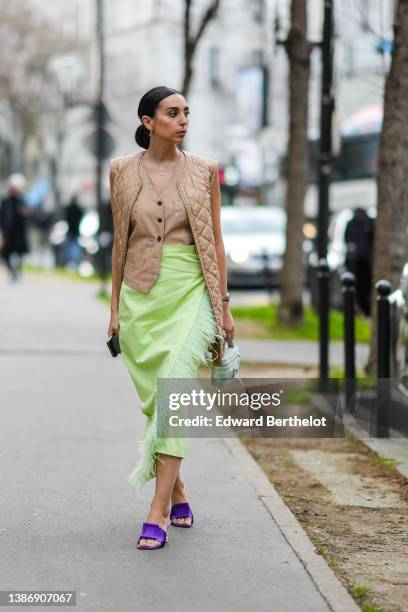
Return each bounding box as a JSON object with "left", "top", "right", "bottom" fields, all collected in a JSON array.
[
  {"left": 211, "top": 164, "right": 228, "bottom": 298},
  {"left": 109, "top": 166, "right": 120, "bottom": 315},
  {"left": 210, "top": 162, "right": 235, "bottom": 341}
]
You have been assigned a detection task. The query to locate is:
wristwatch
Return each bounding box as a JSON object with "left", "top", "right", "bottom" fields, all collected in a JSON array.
[{"left": 222, "top": 292, "right": 230, "bottom": 302}]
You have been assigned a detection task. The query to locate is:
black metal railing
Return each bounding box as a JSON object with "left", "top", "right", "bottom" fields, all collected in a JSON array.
[{"left": 340, "top": 272, "right": 408, "bottom": 437}]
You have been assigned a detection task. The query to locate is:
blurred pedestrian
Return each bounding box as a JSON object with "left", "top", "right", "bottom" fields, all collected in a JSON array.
[
  {"left": 66, "top": 195, "right": 83, "bottom": 238},
  {"left": 95, "top": 197, "right": 114, "bottom": 282},
  {"left": 64, "top": 195, "right": 84, "bottom": 267},
  {"left": 0, "top": 173, "right": 31, "bottom": 281},
  {"left": 344, "top": 206, "right": 374, "bottom": 316}
]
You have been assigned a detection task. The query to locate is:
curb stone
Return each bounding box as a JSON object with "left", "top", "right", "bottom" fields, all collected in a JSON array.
[{"left": 222, "top": 436, "right": 360, "bottom": 612}]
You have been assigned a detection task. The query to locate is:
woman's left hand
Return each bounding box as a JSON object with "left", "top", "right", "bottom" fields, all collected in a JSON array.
[{"left": 223, "top": 308, "right": 235, "bottom": 344}]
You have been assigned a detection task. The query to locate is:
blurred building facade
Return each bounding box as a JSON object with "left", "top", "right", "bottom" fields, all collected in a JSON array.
[{"left": 12, "top": 0, "right": 397, "bottom": 212}]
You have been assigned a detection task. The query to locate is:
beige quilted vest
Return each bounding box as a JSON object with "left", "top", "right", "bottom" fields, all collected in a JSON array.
[{"left": 109, "top": 148, "right": 225, "bottom": 363}]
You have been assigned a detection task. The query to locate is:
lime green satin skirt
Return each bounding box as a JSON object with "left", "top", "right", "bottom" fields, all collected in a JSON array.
[{"left": 119, "top": 244, "right": 219, "bottom": 496}]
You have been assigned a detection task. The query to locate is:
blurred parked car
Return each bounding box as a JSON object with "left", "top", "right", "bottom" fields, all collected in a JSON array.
[
  {"left": 308, "top": 206, "right": 376, "bottom": 310},
  {"left": 221, "top": 206, "right": 312, "bottom": 288},
  {"left": 390, "top": 262, "right": 408, "bottom": 384},
  {"left": 388, "top": 262, "right": 408, "bottom": 435}
]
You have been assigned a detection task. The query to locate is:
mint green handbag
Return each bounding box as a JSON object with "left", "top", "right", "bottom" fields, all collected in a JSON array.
[{"left": 211, "top": 340, "right": 240, "bottom": 388}]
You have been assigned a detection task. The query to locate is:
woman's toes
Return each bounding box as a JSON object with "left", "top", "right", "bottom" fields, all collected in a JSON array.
[
  {"left": 172, "top": 517, "right": 191, "bottom": 526},
  {"left": 138, "top": 537, "right": 160, "bottom": 548}
]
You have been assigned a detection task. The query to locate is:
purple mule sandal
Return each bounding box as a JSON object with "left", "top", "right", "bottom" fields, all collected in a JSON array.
[
  {"left": 170, "top": 502, "right": 194, "bottom": 527},
  {"left": 137, "top": 522, "right": 169, "bottom": 550}
]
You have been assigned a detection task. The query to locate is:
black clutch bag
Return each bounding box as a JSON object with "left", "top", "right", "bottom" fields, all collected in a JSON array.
[{"left": 107, "top": 333, "right": 121, "bottom": 357}]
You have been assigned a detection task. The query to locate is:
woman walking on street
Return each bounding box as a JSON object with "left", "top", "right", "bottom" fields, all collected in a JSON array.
[{"left": 107, "top": 86, "right": 235, "bottom": 550}]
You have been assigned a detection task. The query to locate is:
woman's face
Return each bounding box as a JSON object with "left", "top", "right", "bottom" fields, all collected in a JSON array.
[{"left": 142, "top": 93, "right": 189, "bottom": 143}]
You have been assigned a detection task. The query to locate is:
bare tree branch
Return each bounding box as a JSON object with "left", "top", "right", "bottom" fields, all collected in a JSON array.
[
  {"left": 0, "top": 0, "right": 84, "bottom": 170},
  {"left": 181, "top": 0, "right": 221, "bottom": 96}
]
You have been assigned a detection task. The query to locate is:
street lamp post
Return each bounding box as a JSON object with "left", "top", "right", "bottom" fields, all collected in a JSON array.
[
  {"left": 48, "top": 55, "right": 84, "bottom": 220},
  {"left": 95, "top": 0, "right": 108, "bottom": 292},
  {"left": 96, "top": 0, "right": 105, "bottom": 225},
  {"left": 317, "top": 0, "right": 335, "bottom": 383}
]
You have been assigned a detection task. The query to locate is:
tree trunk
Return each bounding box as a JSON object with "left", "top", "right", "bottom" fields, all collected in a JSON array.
[
  {"left": 278, "top": 0, "right": 312, "bottom": 326},
  {"left": 365, "top": 0, "right": 408, "bottom": 375}
]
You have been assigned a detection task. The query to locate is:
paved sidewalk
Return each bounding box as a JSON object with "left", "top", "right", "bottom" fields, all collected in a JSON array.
[
  {"left": 0, "top": 272, "right": 357, "bottom": 611},
  {"left": 239, "top": 338, "right": 369, "bottom": 370}
]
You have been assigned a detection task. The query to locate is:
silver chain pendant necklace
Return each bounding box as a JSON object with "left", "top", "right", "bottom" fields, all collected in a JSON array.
[
  {"left": 143, "top": 150, "right": 181, "bottom": 177},
  {"left": 142, "top": 151, "right": 182, "bottom": 198}
]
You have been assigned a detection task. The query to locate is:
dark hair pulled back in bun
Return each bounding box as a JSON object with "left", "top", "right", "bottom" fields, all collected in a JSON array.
[{"left": 135, "top": 86, "right": 180, "bottom": 149}]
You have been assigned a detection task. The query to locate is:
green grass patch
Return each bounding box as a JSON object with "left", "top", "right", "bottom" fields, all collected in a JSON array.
[
  {"left": 99, "top": 293, "right": 111, "bottom": 304},
  {"left": 351, "top": 582, "right": 371, "bottom": 599},
  {"left": 230, "top": 303, "right": 370, "bottom": 343},
  {"left": 284, "top": 388, "right": 313, "bottom": 405},
  {"left": 329, "top": 365, "right": 368, "bottom": 378},
  {"left": 317, "top": 546, "right": 339, "bottom": 570},
  {"left": 23, "top": 263, "right": 102, "bottom": 283},
  {"left": 368, "top": 454, "right": 400, "bottom": 469}
]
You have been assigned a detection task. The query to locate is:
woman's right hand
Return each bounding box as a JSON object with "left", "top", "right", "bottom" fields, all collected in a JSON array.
[{"left": 108, "top": 311, "right": 120, "bottom": 337}]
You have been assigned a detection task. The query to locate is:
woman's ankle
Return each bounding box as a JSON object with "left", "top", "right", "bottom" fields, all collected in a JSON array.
[
  {"left": 173, "top": 476, "right": 185, "bottom": 493},
  {"left": 149, "top": 498, "right": 170, "bottom": 518},
  {"left": 171, "top": 481, "right": 188, "bottom": 504}
]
